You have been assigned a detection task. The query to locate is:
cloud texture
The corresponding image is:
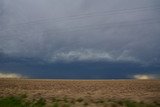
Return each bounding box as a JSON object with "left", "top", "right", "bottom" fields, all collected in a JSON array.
[
  {"left": 0, "top": 0, "right": 160, "bottom": 65},
  {"left": 50, "top": 49, "right": 140, "bottom": 63},
  {"left": 0, "top": 0, "right": 160, "bottom": 78}
]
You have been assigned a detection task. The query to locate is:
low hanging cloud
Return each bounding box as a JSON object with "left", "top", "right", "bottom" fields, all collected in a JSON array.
[
  {"left": 51, "top": 49, "right": 113, "bottom": 62},
  {"left": 50, "top": 49, "right": 140, "bottom": 63},
  {"left": 133, "top": 74, "right": 158, "bottom": 80},
  {"left": 0, "top": 72, "right": 26, "bottom": 78}
]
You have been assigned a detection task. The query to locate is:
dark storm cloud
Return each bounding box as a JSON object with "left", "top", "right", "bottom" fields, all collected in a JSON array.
[
  {"left": 0, "top": 57, "right": 160, "bottom": 79},
  {"left": 0, "top": 0, "right": 160, "bottom": 67}
]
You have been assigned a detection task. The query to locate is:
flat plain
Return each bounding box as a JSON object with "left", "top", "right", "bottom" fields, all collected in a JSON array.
[{"left": 0, "top": 79, "right": 160, "bottom": 107}]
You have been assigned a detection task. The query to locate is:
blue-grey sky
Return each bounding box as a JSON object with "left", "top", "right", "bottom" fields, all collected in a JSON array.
[{"left": 0, "top": 0, "right": 160, "bottom": 79}]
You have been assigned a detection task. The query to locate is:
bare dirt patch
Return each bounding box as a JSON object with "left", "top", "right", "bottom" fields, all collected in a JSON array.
[{"left": 0, "top": 79, "right": 160, "bottom": 103}]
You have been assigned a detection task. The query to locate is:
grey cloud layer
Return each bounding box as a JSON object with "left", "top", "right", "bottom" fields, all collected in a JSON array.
[{"left": 0, "top": 0, "right": 160, "bottom": 65}]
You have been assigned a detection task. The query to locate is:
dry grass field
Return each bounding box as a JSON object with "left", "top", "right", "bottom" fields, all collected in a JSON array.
[{"left": 0, "top": 79, "right": 160, "bottom": 107}]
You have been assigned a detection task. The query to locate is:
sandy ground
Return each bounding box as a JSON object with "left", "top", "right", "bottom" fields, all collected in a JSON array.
[{"left": 0, "top": 79, "right": 160, "bottom": 102}]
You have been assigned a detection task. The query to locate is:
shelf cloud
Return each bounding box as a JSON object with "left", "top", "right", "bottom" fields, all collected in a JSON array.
[
  {"left": 50, "top": 49, "right": 140, "bottom": 63},
  {"left": 0, "top": 0, "right": 160, "bottom": 66},
  {"left": 0, "top": 0, "right": 160, "bottom": 78}
]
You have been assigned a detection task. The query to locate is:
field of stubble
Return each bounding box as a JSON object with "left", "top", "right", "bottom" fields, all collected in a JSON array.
[{"left": 0, "top": 79, "right": 160, "bottom": 107}]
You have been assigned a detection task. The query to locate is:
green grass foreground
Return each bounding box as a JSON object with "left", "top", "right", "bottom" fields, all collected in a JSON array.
[{"left": 0, "top": 95, "right": 159, "bottom": 107}]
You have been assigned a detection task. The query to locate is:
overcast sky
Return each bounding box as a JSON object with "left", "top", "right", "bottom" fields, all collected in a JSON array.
[{"left": 0, "top": 0, "right": 160, "bottom": 79}]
